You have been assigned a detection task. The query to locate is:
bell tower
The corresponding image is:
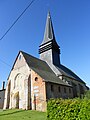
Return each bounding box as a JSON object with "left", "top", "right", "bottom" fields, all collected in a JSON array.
[{"left": 39, "top": 12, "right": 60, "bottom": 67}]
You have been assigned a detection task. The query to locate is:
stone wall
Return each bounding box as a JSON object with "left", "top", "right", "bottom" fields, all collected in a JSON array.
[
  {"left": 0, "top": 90, "right": 5, "bottom": 109},
  {"left": 46, "top": 82, "right": 73, "bottom": 99},
  {"left": 62, "top": 76, "right": 87, "bottom": 97},
  {"left": 3, "top": 52, "right": 31, "bottom": 110}
]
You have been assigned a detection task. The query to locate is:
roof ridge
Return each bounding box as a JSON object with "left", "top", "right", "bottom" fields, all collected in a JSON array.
[{"left": 20, "top": 50, "right": 46, "bottom": 63}]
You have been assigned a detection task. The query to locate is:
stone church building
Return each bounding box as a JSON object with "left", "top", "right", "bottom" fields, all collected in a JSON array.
[{"left": 3, "top": 12, "right": 87, "bottom": 111}]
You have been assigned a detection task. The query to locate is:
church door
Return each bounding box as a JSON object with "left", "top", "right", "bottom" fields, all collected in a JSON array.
[{"left": 14, "top": 92, "right": 19, "bottom": 109}]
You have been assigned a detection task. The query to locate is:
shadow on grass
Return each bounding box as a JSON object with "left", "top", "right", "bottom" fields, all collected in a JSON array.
[{"left": 0, "top": 110, "right": 25, "bottom": 116}]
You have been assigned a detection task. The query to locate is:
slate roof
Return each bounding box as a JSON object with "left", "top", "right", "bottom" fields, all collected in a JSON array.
[
  {"left": 55, "top": 64, "right": 85, "bottom": 83},
  {"left": 21, "top": 51, "right": 71, "bottom": 87}
]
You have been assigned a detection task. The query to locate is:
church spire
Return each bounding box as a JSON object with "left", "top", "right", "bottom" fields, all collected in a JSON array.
[
  {"left": 39, "top": 12, "right": 60, "bottom": 67},
  {"left": 41, "top": 11, "right": 55, "bottom": 45}
]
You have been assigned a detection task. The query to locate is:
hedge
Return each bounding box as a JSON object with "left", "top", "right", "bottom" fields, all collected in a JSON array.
[{"left": 47, "top": 98, "right": 90, "bottom": 120}]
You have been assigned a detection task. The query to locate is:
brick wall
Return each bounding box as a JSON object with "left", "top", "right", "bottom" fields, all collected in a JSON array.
[{"left": 31, "top": 70, "right": 46, "bottom": 111}]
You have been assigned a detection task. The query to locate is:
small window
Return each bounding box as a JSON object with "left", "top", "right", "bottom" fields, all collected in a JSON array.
[
  {"left": 19, "top": 55, "right": 21, "bottom": 60},
  {"left": 51, "top": 85, "right": 54, "bottom": 92},
  {"left": 35, "top": 77, "right": 38, "bottom": 81},
  {"left": 69, "top": 88, "right": 71, "bottom": 93},
  {"left": 68, "top": 81, "right": 71, "bottom": 84},
  {"left": 58, "top": 86, "right": 61, "bottom": 92},
  {"left": 64, "top": 87, "right": 66, "bottom": 93},
  {"left": 0, "top": 97, "right": 1, "bottom": 99}
]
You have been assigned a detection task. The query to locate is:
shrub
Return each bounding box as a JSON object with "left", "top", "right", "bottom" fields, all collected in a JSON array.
[
  {"left": 84, "top": 90, "right": 90, "bottom": 99},
  {"left": 47, "top": 98, "right": 90, "bottom": 120}
]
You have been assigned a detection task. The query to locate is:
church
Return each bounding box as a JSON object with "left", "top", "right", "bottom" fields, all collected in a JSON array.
[{"left": 3, "top": 12, "right": 87, "bottom": 111}]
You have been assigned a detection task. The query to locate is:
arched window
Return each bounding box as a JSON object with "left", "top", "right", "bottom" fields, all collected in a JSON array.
[
  {"left": 58, "top": 86, "right": 61, "bottom": 92},
  {"left": 69, "top": 88, "right": 71, "bottom": 93},
  {"left": 64, "top": 87, "right": 66, "bottom": 93},
  {"left": 51, "top": 85, "right": 54, "bottom": 92},
  {"left": 14, "top": 73, "right": 20, "bottom": 89}
]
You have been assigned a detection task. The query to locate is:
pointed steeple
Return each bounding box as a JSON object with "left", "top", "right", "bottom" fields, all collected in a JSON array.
[
  {"left": 39, "top": 12, "right": 60, "bottom": 67},
  {"left": 41, "top": 11, "right": 55, "bottom": 45}
]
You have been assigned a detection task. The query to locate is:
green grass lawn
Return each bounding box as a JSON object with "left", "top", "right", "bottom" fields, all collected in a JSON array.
[{"left": 0, "top": 109, "right": 46, "bottom": 120}]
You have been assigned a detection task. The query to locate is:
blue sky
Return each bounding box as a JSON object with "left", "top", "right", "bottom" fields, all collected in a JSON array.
[{"left": 0, "top": 0, "right": 90, "bottom": 88}]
